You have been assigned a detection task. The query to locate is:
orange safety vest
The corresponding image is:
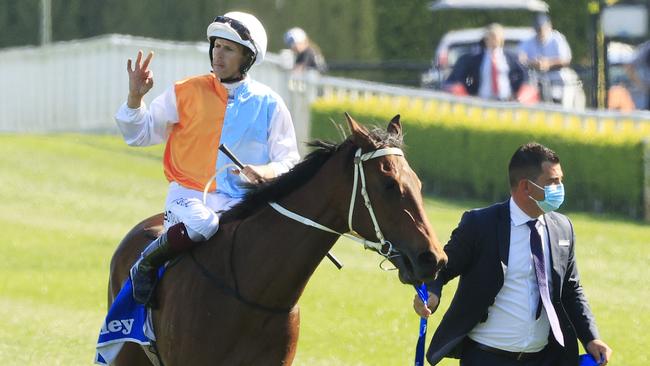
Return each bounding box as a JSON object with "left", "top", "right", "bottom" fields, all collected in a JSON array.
[{"left": 163, "top": 74, "right": 228, "bottom": 191}]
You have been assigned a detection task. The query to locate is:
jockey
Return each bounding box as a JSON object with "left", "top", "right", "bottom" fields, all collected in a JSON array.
[{"left": 115, "top": 11, "right": 300, "bottom": 305}]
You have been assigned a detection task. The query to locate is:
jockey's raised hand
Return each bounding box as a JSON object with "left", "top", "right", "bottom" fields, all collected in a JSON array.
[{"left": 127, "top": 50, "right": 154, "bottom": 108}]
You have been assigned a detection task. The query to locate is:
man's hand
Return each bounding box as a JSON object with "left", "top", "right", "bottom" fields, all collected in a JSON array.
[
  {"left": 537, "top": 58, "right": 550, "bottom": 72},
  {"left": 127, "top": 50, "right": 154, "bottom": 108},
  {"left": 413, "top": 291, "right": 440, "bottom": 318},
  {"left": 234, "top": 165, "right": 276, "bottom": 185},
  {"left": 528, "top": 58, "right": 550, "bottom": 72},
  {"left": 586, "top": 339, "right": 612, "bottom": 365}
]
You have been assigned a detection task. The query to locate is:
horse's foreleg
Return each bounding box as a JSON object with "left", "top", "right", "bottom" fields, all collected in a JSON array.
[{"left": 282, "top": 307, "right": 300, "bottom": 365}]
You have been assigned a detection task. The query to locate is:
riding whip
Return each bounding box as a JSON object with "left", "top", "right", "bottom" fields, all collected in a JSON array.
[{"left": 219, "top": 144, "right": 344, "bottom": 270}]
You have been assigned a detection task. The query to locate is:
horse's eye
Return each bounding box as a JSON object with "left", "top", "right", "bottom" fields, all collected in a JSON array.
[{"left": 385, "top": 180, "right": 397, "bottom": 191}]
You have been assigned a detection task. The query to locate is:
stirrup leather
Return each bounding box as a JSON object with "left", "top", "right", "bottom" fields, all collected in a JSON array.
[{"left": 130, "top": 234, "right": 172, "bottom": 305}]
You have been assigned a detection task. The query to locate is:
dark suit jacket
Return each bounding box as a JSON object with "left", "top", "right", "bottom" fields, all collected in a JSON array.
[
  {"left": 426, "top": 200, "right": 600, "bottom": 366},
  {"left": 445, "top": 49, "right": 527, "bottom": 97}
]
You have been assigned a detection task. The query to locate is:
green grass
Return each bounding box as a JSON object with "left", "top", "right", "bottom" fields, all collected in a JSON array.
[{"left": 0, "top": 134, "right": 648, "bottom": 365}]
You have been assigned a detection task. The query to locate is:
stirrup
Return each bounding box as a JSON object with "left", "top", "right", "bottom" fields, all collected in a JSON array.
[
  {"left": 128, "top": 223, "right": 195, "bottom": 306},
  {"left": 130, "top": 258, "right": 160, "bottom": 306}
]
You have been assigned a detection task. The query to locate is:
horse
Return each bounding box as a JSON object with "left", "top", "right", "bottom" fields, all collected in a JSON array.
[{"left": 107, "top": 113, "right": 447, "bottom": 365}]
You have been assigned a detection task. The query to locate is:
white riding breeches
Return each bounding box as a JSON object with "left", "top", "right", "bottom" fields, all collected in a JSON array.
[{"left": 163, "top": 182, "right": 242, "bottom": 241}]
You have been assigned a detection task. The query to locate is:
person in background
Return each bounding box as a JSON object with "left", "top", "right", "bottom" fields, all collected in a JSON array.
[
  {"left": 444, "top": 23, "right": 530, "bottom": 102},
  {"left": 518, "top": 14, "right": 572, "bottom": 74},
  {"left": 283, "top": 27, "right": 327, "bottom": 73},
  {"left": 115, "top": 11, "right": 300, "bottom": 305},
  {"left": 607, "top": 81, "right": 636, "bottom": 112},
  {"left": 607, "top": 42, "right": 641, "bottom": 112},
  {"left": 629, "top": 40, "right": 650, "bottom": 110},
  {"left": 518, "top": 14, "right": 573, "bottom": 103},
  {"left": 413, "top": 142, "right": 612, "bottom": 366}
]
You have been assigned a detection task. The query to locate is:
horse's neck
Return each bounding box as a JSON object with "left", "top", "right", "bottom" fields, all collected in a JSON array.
[{"left": 227, "top": 164, "right": 349, "bottom": 310}]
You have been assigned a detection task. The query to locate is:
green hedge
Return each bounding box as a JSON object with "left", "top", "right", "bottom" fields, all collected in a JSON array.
[{"left": 311, "top": 98, "right": 648, "bottom": 218}]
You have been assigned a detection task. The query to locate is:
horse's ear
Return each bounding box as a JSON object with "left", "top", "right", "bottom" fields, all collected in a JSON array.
[
  {"left": 387, "top": 114, "right": 402, "bottom": 137},
  {"left": 345, "top": 112, "right": 373, "bottom": 149}
]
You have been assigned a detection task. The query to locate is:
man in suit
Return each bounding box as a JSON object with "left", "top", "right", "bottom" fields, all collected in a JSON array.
[
  {"left": 444, "top": 23, "right": 527, "bottom": 101},
  {"left": 413, "top": 143, "right": 612, "bottom": 366}
]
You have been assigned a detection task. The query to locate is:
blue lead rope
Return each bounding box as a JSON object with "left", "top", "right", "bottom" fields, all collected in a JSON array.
[{"left": 414, "top": 283, "right": 429, "bottom": 366}]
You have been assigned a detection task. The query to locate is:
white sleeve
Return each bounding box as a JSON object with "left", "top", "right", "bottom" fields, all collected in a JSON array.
[
  {"left": 267, "top": 98, "right": 301, "bottom": 176},
  {"left": 114, "top": 85, "right": 179, "bottom": 146}
]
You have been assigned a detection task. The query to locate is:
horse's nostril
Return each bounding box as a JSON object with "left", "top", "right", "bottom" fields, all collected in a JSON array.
[
  {"left": 417, "top": 251, "right": 437, "bottom": 267},
  {"left": 416, "top": 251, "right": 447, "bottom": 276},
  {"left": 413, "top": 252, "right": 447, "bottom": 281}
]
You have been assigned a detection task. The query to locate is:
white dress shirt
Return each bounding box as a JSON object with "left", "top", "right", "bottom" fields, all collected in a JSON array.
[
  {"left": 468, "top": 198, "right": 552, "bottom": 352},
  {"left": 478, "top": 48, "right": 512, "bottom": 100}
]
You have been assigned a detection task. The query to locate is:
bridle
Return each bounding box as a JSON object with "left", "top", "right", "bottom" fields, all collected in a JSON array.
[
  {"left": 269, "top": 146, "right": 404, "bottom": 258},
  {"left": 191, "top": 145, "right": 405, "bottom": 314}
]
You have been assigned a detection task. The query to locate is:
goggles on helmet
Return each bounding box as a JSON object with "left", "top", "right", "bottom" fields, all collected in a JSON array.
[{"left": 213, "top": 16, "right": 252, "bottom": 42}]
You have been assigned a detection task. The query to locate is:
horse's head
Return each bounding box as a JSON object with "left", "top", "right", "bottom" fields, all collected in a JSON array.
[{"left": 342, "top": 113, "right": 447, "bottom": 285}]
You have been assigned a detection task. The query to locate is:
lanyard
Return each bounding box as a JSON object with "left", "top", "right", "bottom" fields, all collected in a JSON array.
[{"left": 414, "top": 283, "right": 428, "bottom": 366}]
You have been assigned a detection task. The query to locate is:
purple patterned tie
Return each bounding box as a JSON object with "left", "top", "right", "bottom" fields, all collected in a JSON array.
[{"left": 527, "top": 220, "right": 564, "bottom": 347}]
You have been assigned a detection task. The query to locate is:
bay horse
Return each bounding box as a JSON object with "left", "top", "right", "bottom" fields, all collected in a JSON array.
[{"left": 107, "top": 113, "right": 447, "bottom": 365}]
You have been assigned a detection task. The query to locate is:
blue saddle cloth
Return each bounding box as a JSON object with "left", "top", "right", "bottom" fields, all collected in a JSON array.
[{"left": 95, "top": 268, "right": 164, "bottom": 365}]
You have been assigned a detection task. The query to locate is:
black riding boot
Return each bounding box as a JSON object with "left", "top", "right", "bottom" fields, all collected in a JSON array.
[{"left": 130, "top": 222, "right": 195, "bottom": 305}]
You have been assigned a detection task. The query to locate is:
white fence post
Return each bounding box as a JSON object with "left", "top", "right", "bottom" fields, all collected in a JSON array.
[{"left": 643, "top": 138, "right": 650, "bottom": 222}]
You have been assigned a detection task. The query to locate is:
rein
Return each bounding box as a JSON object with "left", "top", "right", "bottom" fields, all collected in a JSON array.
[
  {"left": 187, "top": 219, "right": 292, "bottom": 314},
  {"left": 189, "top": 251, "right": 292, "bottom": 314},
  {"left": 269, "top": 147, "right": 403, "bottom": 258},
  {"left": 191, "top": 146, "right": 403, "bottom": 314}
]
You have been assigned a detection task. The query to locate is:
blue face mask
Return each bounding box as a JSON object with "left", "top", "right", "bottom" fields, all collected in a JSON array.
[{"left": 528, "top": 181, "right": 565, "bottom": 213}]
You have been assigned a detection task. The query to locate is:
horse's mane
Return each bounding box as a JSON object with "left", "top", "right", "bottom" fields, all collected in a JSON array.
[{"left": 220, "top": 126, "right": 402, "bottom": 224}]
